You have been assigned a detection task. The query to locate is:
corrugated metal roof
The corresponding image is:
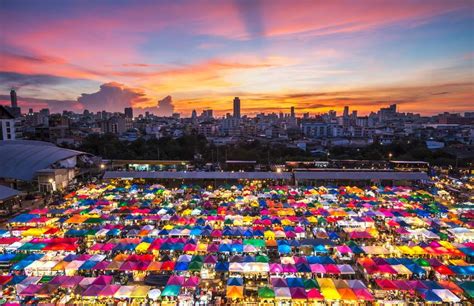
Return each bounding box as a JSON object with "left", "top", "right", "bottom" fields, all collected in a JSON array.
[
  {"left": 0, "top": 185, "right": 20, "bottom": 201},
  {"left": 104, "top": 170, "right": 428, "bottom": 181},
  {"left": 294, "top": 171, "right": 428, "bottom": 181},
  {"left": 104, "top": 171, "right": 292, "bottom": 180},
  {"left": 0, "top": 141, "right": 86, "bottom": 181}
]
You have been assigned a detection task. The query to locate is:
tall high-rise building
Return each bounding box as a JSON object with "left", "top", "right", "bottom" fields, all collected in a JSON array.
[
  {"left": 124, "top": 107, "right": 133, "bottom": 119},
  {"left": 10, "top": 89, "right": 17, "bottom": 108},
  {"left": 233, "top": 97, "right": 241, "bottom": 119},
  {"left": 191, "top": 109, "right": 197, "bottom": 119},
  {"left": 343, "top": 106, "right": 349, "bottom": 117},
  {"left": 378, "top": 104, "right": 397, "bottom": 122},
  {"left": 8, "top": 89, "right": 21, "bottom": 118},
  {"left": 202, "top": 109, "right": 213, "bottom": 119},
  {"left": 290, "top": 106, "right": 295, "bottom": 118},
  {"left": 351, "top": 110, "right": 357, "bottom": 119}
]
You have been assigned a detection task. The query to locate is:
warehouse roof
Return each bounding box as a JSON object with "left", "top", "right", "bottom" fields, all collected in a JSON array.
[
  {"left": 294, "top": 171, "right": 429, "bottom": 181},
  {"left": 104, "top": 171, "right": 292, "bottom": 180},
  {"left": 104, "top": 170, "right": 429, "bottom": 181},
  {"left": 0, "top": 185, "right": 20, "bottom": 202},
  {"left": 0, "top": 140, "right": 86, "bottom": 181}
]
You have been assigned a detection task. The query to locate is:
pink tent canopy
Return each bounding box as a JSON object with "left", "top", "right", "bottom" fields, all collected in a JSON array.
[
  {"left": 282, "top": 264, "right": 297, "bottom": 273},
  {"left": 83, "top": 285, "right": 105, "bottom": 297},
  {"left": 204, "top": 255, "right": 217, "bottom": 264},
  {"left": 293, "top": 257, "right": 307, "bottom": 264},
  {"left": 167, "top": 275, "right": 185, "bottom": 286},
  {"left": 19, "top": 284, "right": 42, "bottom": 296},
  {"left": 99, "top": 285, "right": 121, "bottom": 296},
  {"left": 290, "top": 287, "right": 307, "bottom": 299},
  {"left": 377, "top": 265, "right": 398, "bottom": 274},
  {"left": 376, "top": 279, "right": 397, "bottom": 290},
  {"left": 269, "top": 264, "right": 283, "bottom": 273},
  {"left": 49, "top": 276, "right": 68, "bottom": 285},
  {"left": 90, "top": 243, "right": 103, "bottom": 251},
  {"left": 207, "top": 244, "right": 219, "bottom": 252},
  {"left": 353, "top": 288, "right": 374, "bottom": 300},
  {"left": 183, "top": 276, "right": 200, "bottom": 287},
  {"left": 392, "top": 280, "right": 412, "bottom": 291},
  {"left": 324, "top": 264, "right": 340, "bottom": 274},
  {"left": 271, "top": 278, "right": 288, "bottom": 287},
  {"left": 93, "top": 261, "right": 111, "bottom": 270},
  {"left": 63, "top": 276, "right": 84, "bottom": 287},
  {"left": 120, "top": 261, "right": 138, "bottom": 271},
  {"left": 349, "top": 231, "right": 372, "bottom": 239},
  {"left": 183, "top": 244, "right": 196, "bottom": 251},
  {"left": 101, "top": 243, "right": 116, "bottom": 251},
  {"left": 307, "top": 288, "right": 324, "bottom": 300},
  {"left": 336, "top": 245, "right": 353, "bottom": 254},
  {"left": 92, "top": 275, "right": 113, "bottom": 285},
  {"left": 310, "top": 264, "right": 326, "bottom": 274}
]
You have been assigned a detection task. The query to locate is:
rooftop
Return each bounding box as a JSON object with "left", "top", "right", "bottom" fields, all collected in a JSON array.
[{"left": 0, "top": 140, "right": 87, "bottom": 181}]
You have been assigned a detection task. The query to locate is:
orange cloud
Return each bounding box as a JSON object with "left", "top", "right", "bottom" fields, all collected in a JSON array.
[
  {"left": 173, "top": 82, "right": 474, "bottom": 116},
  {"left": 140, "top": 57, "right": 290, "bottom": 96}
]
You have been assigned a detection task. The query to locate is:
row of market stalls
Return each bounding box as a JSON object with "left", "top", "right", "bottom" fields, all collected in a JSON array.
[{"left": 0, "top": 181, "right": 472, "bottom": 304}]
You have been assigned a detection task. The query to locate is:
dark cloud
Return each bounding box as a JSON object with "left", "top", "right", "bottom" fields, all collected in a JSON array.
[
  {"left": 1, "top": 81, "right": 157, "bottom": 114},
  {"left": 77, "top": 82, "right": 148, "bottom": 112},
  {"left": 0, "top": 71, "right": 72, "bottom": 89},
  {"left": 234, "top": 0, "right": 265, "bottom": 38},
  {"left": 156, "top": 95, "right": 175, "bottom": 116},
  {"left": 0, "top": 95, "right": 80, "bottom": 113}
]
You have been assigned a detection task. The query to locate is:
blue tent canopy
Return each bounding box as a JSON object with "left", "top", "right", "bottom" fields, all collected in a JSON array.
[
  {"left": 287, "top": 277, "right": 304, "bottom": 287},
  {"left": 9, "top": 214, "right": 39, "bottom": 223},
  {"left": 79, "top": 260, "right": 99, "bottom": 270},
  {"left": 278, "top": 245, "right": 291, "bottom": 254},
  {"left": 227, "top": 277, "right": 243, "bottom": 286},
  {"left": 215, "top": 262, "right": 229, "bottom": 272}
]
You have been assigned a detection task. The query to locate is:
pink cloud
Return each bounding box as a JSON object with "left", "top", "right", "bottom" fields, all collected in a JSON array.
[{"left": 259, "top": 1, "right": 471, "bottom": 38}]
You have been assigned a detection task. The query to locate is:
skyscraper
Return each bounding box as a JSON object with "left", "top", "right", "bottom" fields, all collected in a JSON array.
[
  {"left": 124, "top": 107, "right": 133, "bottom": 119},
  {"left": 290, "top": 106, "right": 295, "bottom": 118},
  {"left": 233, "top": 97, "right": 241, "bottom": 119},
  {"left": 343, "top": 106, "right": 349, "bottom": 118},
  {"left": 9, "top": 89, "right": 21, "bottom": 118},
  {"left": 10, "top": 89, "right": 17, "bottom": 108}
]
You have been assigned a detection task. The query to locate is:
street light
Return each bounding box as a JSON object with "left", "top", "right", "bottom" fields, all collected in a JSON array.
[
  {"left": 48, "top": 178, "right": 56, "bottom": 194},
  {"left": 100, "top": 163, "right": 105, "bottom": 169},
  {"left": 388, "top": 153, "right": 393, "bottom": 160}
]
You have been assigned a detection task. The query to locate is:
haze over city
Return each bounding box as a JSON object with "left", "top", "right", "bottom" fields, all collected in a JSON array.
[{"left": 0, "top": 0, "right": 473, "bottom": 116}]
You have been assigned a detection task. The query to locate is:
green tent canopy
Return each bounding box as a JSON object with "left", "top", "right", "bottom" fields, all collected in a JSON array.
[
  {"left": 258, "top": 286, "right": 275, "bottom": 299},
  {"left": 414, "top": 258, "right": 430, "bottom": 267},
  {"left": 304, "top": 279, "right": 319, "bottom": 289},
  {"left": 255, "top": 255, "right": 269, "bottom": 263}
]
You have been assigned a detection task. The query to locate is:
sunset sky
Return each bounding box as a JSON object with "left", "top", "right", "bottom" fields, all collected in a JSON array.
[{"left": 0, "top": 0, "right": 472, "bottom": 116}]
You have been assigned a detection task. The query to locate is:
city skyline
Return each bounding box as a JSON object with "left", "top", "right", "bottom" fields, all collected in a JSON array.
[{"left": 0, "top": 0, "right": 473, "bottom": 115}]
